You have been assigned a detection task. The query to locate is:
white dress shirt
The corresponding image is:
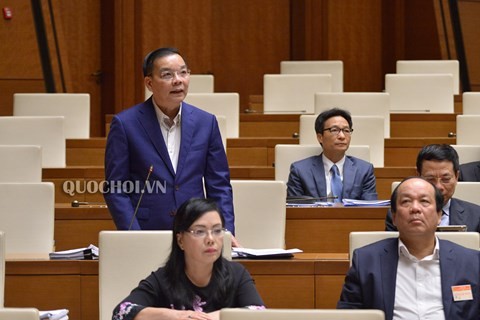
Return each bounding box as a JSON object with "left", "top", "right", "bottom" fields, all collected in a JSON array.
[
  {"left": 393, "top": 238, "right": 445, "bottom": 320},
  {"left": 153, "top": 101, "right": 182, "bottom": 172}
]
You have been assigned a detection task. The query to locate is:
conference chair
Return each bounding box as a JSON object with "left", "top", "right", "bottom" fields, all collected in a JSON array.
[
  {"left": 314, "top": 92, "right": 390, "bottom": 138},
  {"left": 299, "top": 115, "right": 384, "bottom": 167},
  {"left": 0, "top": 308, "right": 40, "bottom": 320},
  {"left": 99, "top": 230, "right": 232, "bottom": 320},
  {"left": 391, "top": 181, "right": 480, "bottom": 206},
  {"left": 220, "top": 308, "right": 385, "bottom": 320},
  {"left": 263, "top": 74, "right": 332, "bottom": 114},
  {"left": 13, "top": 93, "right": 90, "bottom": 139},
  {"left": 280, "top": 60, "right": 343, "bottom": 92},
  {"left": 0, "top": 116, "right": 66, "bottom": 168},
  {"left": 231, "top": 180, "right": 286, "bottom": 248},
  {"left": 456, "top": 115, "right": 480, "bottom": 145},
  {"left": 184, "top": 93, "right": 240, "bottom": 138},
  {"left": 451, "top": 145, "right": 480, "bottom": 164},
  {"left": 462, "top": 92, "right": 480, "bottom": 114},
  {"left": 385, "top": 74, "right": 454, "bottom": 113},
  {"left": 274, "top": 144, "right": 370, "bottom": 183},
  {"left": 0, "top": 231, "right": 4, "bottom": 307},
  {"left": 396, "top": 60, "right": 460, "bottom": 94},
  {"left": 349, "top": 231, "right": 479, "bottom": 264},
  {"left": 0, "top": 145, "right": 42, "bottom": 182},
  {"left": 216, "top": 115, "right": 227, "bottom": 150},
  {"left": 0, "top": 183, "right": 54, "bottom": 259},
  {"left": 145, "top": 74, "right": 214, "bottom": 99}
]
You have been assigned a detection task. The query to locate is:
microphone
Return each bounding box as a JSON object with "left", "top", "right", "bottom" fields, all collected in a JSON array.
[
  {"left": 71, "top": 200, "right": 106, "bottom": 207},
  {"left": 128, "top": 165, "right": 154, "bottom": 230}
]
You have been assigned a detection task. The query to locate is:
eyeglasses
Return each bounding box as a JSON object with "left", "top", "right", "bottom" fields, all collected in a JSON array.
[
  {"left": 422, "top": 175, "right": 455, "bottom": 185},
  {"left": 322, "top": 127, "right": 353, "bottom": 135},
  {"left": 156, "top": 69, "right": 191, "bottom": 81},
  {"left": 186, "top": 227, "right": 226, "bottom": 238}
]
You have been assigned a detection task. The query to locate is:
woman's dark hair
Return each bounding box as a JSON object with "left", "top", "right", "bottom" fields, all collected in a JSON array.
[
  {"left": 142, "top": 47, "right": 188, "bottom": 77},
  {"left": 164, "top": 198, "right": 234, "bottom": 309},
  {"left": 390, "top": 176, "right": 443, "bottom": 213}
]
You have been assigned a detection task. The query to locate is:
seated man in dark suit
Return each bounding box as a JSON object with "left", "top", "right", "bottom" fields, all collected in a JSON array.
[
  {"left": 287, "top": 108, "right": 377, "bottom": 202},
  {"left": 338, "top": 177, "right": 480, "bottom": 320},
  {"left": 385, "top": 144, "right": 480, "bottom": 232},
  {"left": 459, "top": 160, "right": 480, "bottom": 181}
]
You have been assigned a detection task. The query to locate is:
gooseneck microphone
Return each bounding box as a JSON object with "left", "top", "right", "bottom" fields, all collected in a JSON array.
[{"left": 128, "top": 165, "right": 154, "bottom": 230}]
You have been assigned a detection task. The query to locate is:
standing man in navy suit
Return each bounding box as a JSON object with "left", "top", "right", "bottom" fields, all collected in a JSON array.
[
  {"left": 287, "top": 108, "right": 378, "bottom": 201},
  {"left": 104, "top": 47, "right": 237, "bottom": 244},
  {"left": 338, "top": 177, "right": 480, "bottom": 319}
]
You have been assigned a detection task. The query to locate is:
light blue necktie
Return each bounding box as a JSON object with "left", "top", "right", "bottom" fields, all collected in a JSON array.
[{"left": 330, "top": 164, "right": 343, "bottom": 203}]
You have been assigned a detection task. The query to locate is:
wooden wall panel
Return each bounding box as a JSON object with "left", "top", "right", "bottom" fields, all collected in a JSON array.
[{"left": 458, "top": 0, "right": 480, "bottom": 90}]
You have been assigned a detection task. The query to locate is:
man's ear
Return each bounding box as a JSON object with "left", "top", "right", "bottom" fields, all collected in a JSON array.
[
  {"left": 392, "top": 211, "right": 397, "bottom": 227},
  {"left": 144, "top": 76, "right": 152, "bottom": 92}
]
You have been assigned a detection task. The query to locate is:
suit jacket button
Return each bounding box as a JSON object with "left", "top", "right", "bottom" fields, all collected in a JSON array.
[
  {"left": 169, "top": 210, "right": 175, "bottom": 217},
  {"left": 175, "top": 185, "right": 179, "bottom": 191}
]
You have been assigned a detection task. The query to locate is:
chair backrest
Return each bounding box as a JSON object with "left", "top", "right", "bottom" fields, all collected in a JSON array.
[
  {"left": 13, "top": 93, "right": 90, "bottom": 139},
  {"left": 396, "top": 60, "right": 460, "bottom": 94},
  {"left": 0, "top": 183, "right": 54, "bottom": 259},
  {"left": 299, "top": 115, "right": 384, "bottom": 167},
  {"left": 462, "top": 92, "right": 480, "bottom": 114},
  {"left": 456, "top": 115, "right": 480, "bottom": 145},
  {"left": 184, "top": 93, "right": 240, "bottom": 138},
  {"left": 314, "top": 92, "right": 390, "bottom": 137},
  {"left": 0, "top": 145, "right": 42, "bottom": 182},
  {"left": 263, "top": 74, "right": 332, "bottom": 114},
  {"left": 281, "top": 60, "right": 343, "bottom": 92},
  {"left": 0, "top": 308, "right": 40, "bottom": 320},
  {"left": 145, "top": 74, "right": 214, "bottom": 99},
  {"left": 451, "top": 145, "right": 480, "bottom": 164},
  {"left": 274, "top": 144, "right": 370, "bottom": 183},
  {"left": 0, "top": 231, "right": 4, "bottom": 307},
  {"left": 220, "top": 308, "right": 385, "bottom": 320},
  {"left": 349, "top": 231, "right": 479, "bottom": 264},
  {"left": 385, "top": 74, "right": 454, "bottom": 113},
  {"left": 231, "top": 180, "right": 286, "bottom": 248},
  {"left": 391, "top": 181, "right": 480, "bottom": 206},
  {"left": 0, "top": 116, "right": 65, "bottom": 168},
  {"left": 99, "top": 230, "right": 232, "bottom": 320}
]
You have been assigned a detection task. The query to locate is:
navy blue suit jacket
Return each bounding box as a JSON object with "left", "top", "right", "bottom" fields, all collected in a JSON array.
[
  {"left": 385, "top": 198, "right": 480, "bottom": 232},
  {"left": 104, "top": 99, "right": 234, "bottom": 232},
  {"left": 459, "top": 161, "right": 480, "bottom": 182},
  {"left": 286, "top": 154, "right": 378, "bottom": 200},
  {"left": 337, "top": 238, "right": 480, "bottom": 320}
]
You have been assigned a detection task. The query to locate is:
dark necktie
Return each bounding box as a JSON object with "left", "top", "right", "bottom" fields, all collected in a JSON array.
[
  {"left": 439, "top": 210, "right": 449, "bottom": 226},
  {"left": 330, "top": 164, "right": 343, "bottom": 203}
]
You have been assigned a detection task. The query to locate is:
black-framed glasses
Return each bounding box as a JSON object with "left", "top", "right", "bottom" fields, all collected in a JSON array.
[
  {"left": 322, "top": 127, "right": 353, "bottom": 135},
  {"left": 186, "top": 227, "right": 226, "bottom": 238}
]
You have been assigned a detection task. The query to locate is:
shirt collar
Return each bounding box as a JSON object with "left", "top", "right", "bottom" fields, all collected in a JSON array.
[
  {"left": 152, "top": 99, "right": 182, "bottom": 126},
  {"left": 398, "top": 236, "right": 440, "bottom": 262}
]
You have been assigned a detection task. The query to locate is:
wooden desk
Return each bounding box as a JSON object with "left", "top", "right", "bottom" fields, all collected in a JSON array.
[
  {"left": 53, "top": 205, "right": 389, "bottom": 254},
  {"left": 286, "top": 207, "right": 388, "bottom": 252},
  {"left": 390, "top": 113, "right": 457, "bottom": 138},
  {"left": 5, "top": 254, "right": 349, "bottom": 320}
]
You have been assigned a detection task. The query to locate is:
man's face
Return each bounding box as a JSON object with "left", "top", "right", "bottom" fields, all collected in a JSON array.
[
  {"left": 316, "top": 116, "right": 351, "bottom": 158},
  {"left": 144, "top": 53, "right": 190, "bottom": 110},
  {"left": 419, "top": 160, "right": 458, "bottom": 205},
  {"left": 392, "top": 178, "right": 442, "bottom": 236}
]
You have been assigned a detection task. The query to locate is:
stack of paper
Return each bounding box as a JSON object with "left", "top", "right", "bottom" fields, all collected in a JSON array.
[
  {"left": 49, "top": 244, "right": 99, "bottom": 260},
  {"left": 232, "top": 248, "right": 302, "bottom": 259},
  {"left": 342, "top": 199, "right": 390, "bottom": 207},
  {"left": 40, "top": 309, "right": 69, "bottom": 320}
]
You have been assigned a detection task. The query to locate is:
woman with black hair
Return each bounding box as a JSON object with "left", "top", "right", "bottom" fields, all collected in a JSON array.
[{"left": 112, "top": 198, "right": 264, "bottom": 320}]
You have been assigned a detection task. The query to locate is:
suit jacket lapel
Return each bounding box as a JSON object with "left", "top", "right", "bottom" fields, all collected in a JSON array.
[
  {"left": 449, "top": 198, "right": 466, "bottom": 225},
  {"left": 439, "top": 241, "right": 456, "bottom": 318},
  {"left": 137, "top": 100, "right": 175, "bottom": 176},
  {"left": 381, "top": 239, "right": 399, "bottom": 320},
  {"left": 342, "top": 156, "right": 357, "bottom": 198},
  {"left": 312, "top": 155, "right": 327, "bottom": 197}
]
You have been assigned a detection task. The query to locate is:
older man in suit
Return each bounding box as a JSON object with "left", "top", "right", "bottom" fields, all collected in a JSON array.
[
  {"left": 385, "top": 144, "right": 480, "bottom": 232},
  {"left": 338, "top": 177, "right": 480, "bottom": 319},
  {"left": 287, "top": 108, "right": 377, "bottom": 202},
  {"left": 104, "top": 48, "right": 236, "bottom": 243}
]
